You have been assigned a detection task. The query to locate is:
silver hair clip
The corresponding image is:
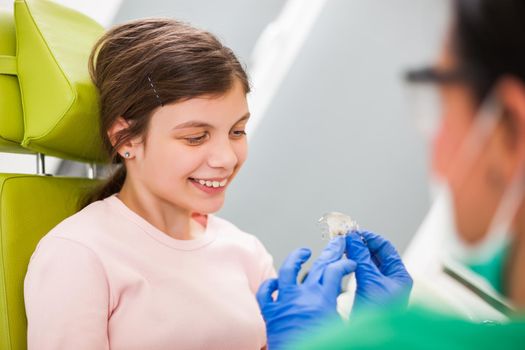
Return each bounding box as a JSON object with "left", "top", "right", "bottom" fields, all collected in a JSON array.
[{"left": 147, "top": 75, "right": 163, "bottom": 107}]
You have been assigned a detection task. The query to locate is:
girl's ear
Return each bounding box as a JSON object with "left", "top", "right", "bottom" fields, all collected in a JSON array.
[{"left": 107, "top": 117, "right": 133, "bottom": 157}]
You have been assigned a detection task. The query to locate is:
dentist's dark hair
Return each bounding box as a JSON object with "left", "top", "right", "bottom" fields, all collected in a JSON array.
[
  {"left": 452, "top": 0, "right": 525, "bottom": 102},
  {"left": 82, "top": 18, "right": 250, "bottom": 207}
]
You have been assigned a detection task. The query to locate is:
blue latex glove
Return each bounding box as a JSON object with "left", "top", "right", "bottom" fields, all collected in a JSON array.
[
  {"left": 256, "top": 236, "right": 356, "bottom": 350},
  {"left": 346, "top": 231, "right": 413, "bottom": 313}
]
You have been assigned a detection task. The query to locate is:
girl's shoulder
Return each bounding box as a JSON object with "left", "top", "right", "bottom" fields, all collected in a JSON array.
[
  {"left": 209, "top": 215, "right": 254, "bottom": 240},
  {"left": 210, "top": 215, "right": 269, "bottom": 253},
  {"left": 44, "top": 196, "right": 119, "bottom": 244},
  {"left": 210, "top": 215, "right": 275, "bottom": 288}
]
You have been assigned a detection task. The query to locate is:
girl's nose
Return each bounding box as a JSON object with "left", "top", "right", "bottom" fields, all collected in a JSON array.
[{"left": 207, "top": 138, "right": 238, "bottom": 170}]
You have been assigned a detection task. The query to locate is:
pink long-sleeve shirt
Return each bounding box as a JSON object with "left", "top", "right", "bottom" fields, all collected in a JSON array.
[{"left": 24, "top": 195, "right": 275, "bottom": 350}]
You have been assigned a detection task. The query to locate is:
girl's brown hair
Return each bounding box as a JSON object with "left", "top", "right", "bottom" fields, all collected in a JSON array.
[{"left": 83, "top": 18, "right": 250, "bottom": 207}]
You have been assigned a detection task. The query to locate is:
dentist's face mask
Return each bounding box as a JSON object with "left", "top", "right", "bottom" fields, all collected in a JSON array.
[{"left": 428, "top": 94, "right": 525, "bottom": 294}]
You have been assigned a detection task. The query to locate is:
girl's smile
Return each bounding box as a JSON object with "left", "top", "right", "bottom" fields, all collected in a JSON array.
[{"left": 188, "top": 176, "right": 229, "bottom": 194}]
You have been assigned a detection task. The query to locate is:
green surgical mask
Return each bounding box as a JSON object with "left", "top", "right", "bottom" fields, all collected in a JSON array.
[{"left": 467, "top": 241, "right": 510, "bottom": 295}]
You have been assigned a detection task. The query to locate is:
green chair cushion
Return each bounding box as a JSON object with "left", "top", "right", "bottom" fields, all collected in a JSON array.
[
  {"left": 0, "top": 10, "right": 25, "bottom": 153},
  {"left": 15, "top": 0, "right": 106, "bottom": 162},
  {"left": 0, "top": 174, "right": 99, "bottom": 350}
]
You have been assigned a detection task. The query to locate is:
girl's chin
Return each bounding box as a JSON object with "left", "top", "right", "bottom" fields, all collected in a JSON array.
[{"left": 192, "top": 199, "right": 225, "bottom": 215}]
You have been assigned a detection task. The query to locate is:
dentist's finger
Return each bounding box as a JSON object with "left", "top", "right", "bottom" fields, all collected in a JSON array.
[
  {"left": 278, "top": 248, "right": 312, "bottom": 286},
  {"left": 322, "top": 258, "right": 357, "bottom": 300},
  {"left": 256, "top": 278, "right": 279, "bottom": 306},
  {"left": 306, "top": 236, "right": 346, "bottom": 285}
]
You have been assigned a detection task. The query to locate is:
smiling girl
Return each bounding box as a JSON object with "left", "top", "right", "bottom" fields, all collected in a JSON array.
[{"left": 24, "top": 18, "right": 275, "bottom": 350}]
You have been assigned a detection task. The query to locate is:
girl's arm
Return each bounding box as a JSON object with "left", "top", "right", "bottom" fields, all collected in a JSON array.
[{"left": 24, "top": 236, "right": 111, "bottom": 350}]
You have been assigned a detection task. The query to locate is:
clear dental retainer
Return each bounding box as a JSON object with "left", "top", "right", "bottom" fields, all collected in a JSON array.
[{"left": 318, "top": 212, "right": 359, "bottom": 240}]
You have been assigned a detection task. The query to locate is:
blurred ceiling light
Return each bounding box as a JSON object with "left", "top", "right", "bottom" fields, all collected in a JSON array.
[{"left": 247, "top": 0, "right": 327, "bottom": 137}]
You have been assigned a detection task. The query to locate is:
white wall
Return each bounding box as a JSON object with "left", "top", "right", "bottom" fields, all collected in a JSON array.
[
  {"left": 218, "top": 0, "right": 450, "bottom": 265},
  {"left": 113, "top": 0, "right": 286, "bottom": 65}
]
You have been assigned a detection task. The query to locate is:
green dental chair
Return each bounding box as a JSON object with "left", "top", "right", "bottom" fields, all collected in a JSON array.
[{"left": 0, "top": 1, "right": 105, "bottom": 349}]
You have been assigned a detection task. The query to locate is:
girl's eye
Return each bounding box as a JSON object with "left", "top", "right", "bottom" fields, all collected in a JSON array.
[
  {"left": 185, "top": 133, "right": 209, "bottom": 145},
  {"left": 231, "top": 130, "right": 247, "bottom": 138}
]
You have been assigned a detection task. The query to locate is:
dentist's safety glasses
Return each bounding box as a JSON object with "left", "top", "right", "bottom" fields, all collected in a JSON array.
[
  {"left": 318, "top": 212, "right": 359, "bottom": 240},
  {"left": 404, "top": 66, "right": 471, "bottom": 140}
]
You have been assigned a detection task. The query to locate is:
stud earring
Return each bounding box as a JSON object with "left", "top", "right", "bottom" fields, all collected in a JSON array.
[{"left": 123, "top": 151, "right": 131, "bottom": 158}]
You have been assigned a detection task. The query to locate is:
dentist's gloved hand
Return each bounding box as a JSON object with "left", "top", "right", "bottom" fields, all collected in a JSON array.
[
  {"left": 257, "top": 236, "right": 356, "bottom": 350},
  {"left": 346, "top": 231, "right": 413, "bottom": 313}
]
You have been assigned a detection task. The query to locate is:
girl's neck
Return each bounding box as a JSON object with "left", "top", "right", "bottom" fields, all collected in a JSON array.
[{"left": 118, "top": 180, "right": 205, "bottom": 240}]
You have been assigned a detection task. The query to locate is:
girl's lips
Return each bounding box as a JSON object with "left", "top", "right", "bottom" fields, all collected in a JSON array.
[
  {"left": 190, "top": 177, "right": 228, "bottom": 182},
  {"left": 189, "top": 178, "right": 227, "bottom": 194},
  {"left": 189, "top": 177, "right": 229, "bottom": 187}
]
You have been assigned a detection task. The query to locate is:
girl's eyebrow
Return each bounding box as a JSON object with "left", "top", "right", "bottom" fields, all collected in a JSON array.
[
  {"left": 172, "top": 112, "right": 251, "bottom": 130},
  {"left": 172, "top": 121, "right": 210, "bottom": 130},
  {"left": 234, "top": 113, "right": 251, "bottom": 125}
]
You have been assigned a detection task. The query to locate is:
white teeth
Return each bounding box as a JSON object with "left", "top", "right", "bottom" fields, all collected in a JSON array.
[{"left": 193, "top": 178, "right": 229, "bottom": 188}]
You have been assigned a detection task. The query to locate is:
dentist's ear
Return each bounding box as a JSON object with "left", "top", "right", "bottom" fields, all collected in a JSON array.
[
  {"left": 498, "top": 77, "right": 525, "bottom": 154},
  {"left": 107, "top": 117, "right": 134, "bottom": 159},
  {"left": 492, "top": 78, "right": 525, "bottom": 192}
]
